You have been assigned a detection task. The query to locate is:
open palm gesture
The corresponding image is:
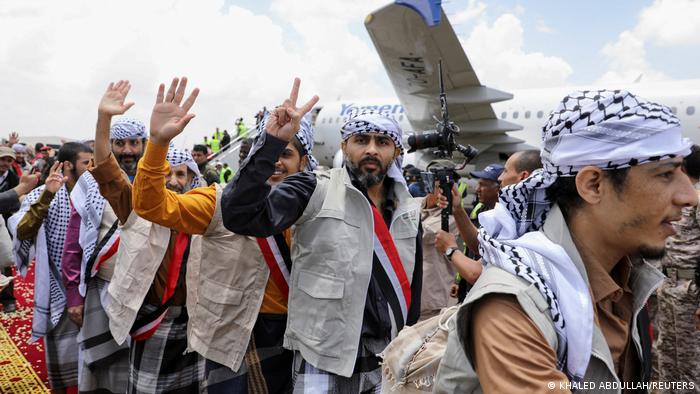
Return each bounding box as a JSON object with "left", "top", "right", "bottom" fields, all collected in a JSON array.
[
  {"left": 98, "top": 80, "right": 134, "bottom": 116},
  {"left": 149, "top": 77, "right": 199, "bottom": 146},
  {"left": 265, "top": 78, "right": 319, "bottom": 142}
]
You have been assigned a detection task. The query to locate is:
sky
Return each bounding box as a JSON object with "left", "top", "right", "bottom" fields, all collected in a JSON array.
[{"left": 1, "top": 0, "right": 698, "bottom": 148}]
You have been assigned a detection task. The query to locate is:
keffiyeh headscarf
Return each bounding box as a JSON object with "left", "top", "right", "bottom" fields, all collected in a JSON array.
[
  {"left": 12, "top": 143, "right": 25, "bottom": 153},
  {"left": 476, "top": 90, "right": 691, "bottom": 382},
  {"left": 166, "top": 146, "right": 202, "bottom": 190},
  {"left": 259, "top": 112, "right": 319, "bottom": 171},
  {"left": 110, "top": 118, "right": 147, "bottom": 140},
  {"left": 340, "top": 111, "right": 406, "bottom": 185}
]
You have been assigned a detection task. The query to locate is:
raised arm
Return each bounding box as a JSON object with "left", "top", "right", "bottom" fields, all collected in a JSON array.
[
  {"left": 132, "top": 77, "right": 215, "bottom": 235},
  {"left": 220, "top": 78, "right": 319, "bottom": 237},
  {"left": 90, "top": 81, "right": 136, "bottom": 223},
  {"left": 95, "top": 80, "right": 134, "bottom": 164}
]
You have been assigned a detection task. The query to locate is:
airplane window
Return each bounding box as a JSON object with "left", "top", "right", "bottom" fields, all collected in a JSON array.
[
  {"left": 537, "top": 110, "right": 544, "bottom": 118},
  {"left": 321, "top": 117, "right": 326, "bottom": 124},
  {"left": 501, "top": 111, "right": 507, "bottom": 119},
  {"left": 671, "top": 107, "right": 677, "bottom": 114},
  {"left": 399, "top": 115, "right": 404, "bottom": 121},
  {"left": 687, "top": 106, "right": 696, "bottom": 116},
  {"left": 512, "top": 111, "right": 519, "bottom": 119},
  {"left": 524, "top": 111, "right": 531, "bottom": 119},
  {"left": 336, "top": 117, "right": 341, "bottom": 123}
]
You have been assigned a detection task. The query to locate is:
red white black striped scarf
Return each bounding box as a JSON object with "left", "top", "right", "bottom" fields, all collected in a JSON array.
[
  {"left": 370, "top": 205, "right": 411, "bottom": 330},
  {"left": 130, "top": 232, "right": 191, "bottom": 341},
  {"left": 256, "top": 233, "right": 292, "bottom": 299}
]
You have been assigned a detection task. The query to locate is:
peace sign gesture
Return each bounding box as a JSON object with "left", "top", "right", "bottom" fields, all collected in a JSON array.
[
  {"left": 44, "top": 161, "right": 67, "bottom": 194},
  {"left": 149, "top": 77, "right": 200, "bottom": 146},
  {"left": 265, "top": 78, "right": 319, "bottom": 142}
]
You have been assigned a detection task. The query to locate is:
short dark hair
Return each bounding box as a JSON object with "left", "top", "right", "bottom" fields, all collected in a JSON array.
[
  {"left": 547, "top": 167, "right": 630, "bottom": 218},
  {"left": 683, "top": 144, "right": 700, "bottom": 180},
  {"left": 514, "top": 150, "right": 541, "bottom": 174},
  {"left": 57, "top": 142, "right": 92, "bottom": 167},
  {"left": 35, "top": 142, "right": 44, "bottom": 151},
  {"left": 192, "top": 144, "right": 208, "bottom": 154},
  {"left": 240, "top": 138, "right": 253, "bottom": 148}
]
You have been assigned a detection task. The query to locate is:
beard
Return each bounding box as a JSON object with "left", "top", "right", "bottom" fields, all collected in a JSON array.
[
  {"left": 116, "top": 153, "right": 142, "bottom": 175},
  {"left": 166, "top": 182, "right": 191, "bottom": 194},
  {"left": 345, "top": 156, "right": 389, "bottom": 189},
  {"left": 638, "top": 246, "right": 666, "bottom": 260}
]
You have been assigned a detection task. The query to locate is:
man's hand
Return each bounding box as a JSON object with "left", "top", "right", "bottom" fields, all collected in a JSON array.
[
  {"left": 67, "top": 305, "right": 84, "bottom": 327},
  {"left": 149, "top": 77, "right": 200, "bottom": 146},
  {"left": 435, "top": 229, "right": 458, "bottom": 255},
  {"left": 44, "top": 162, "right": 67, "bottom": 194},
  {"left": 451, "top": 184, "right": 463, "bottom": 209},
  {"left": 98, "top": 80, "right": 134, "bottom": 116},
  {"left": 14, "top": 174, "right": 39, "bottom": 196},
  {"left": 265, "top": 78, "right": 319, "bottom": 142},
  {"left": 7, "top": 132, "right": 19, "bottom": 146}
]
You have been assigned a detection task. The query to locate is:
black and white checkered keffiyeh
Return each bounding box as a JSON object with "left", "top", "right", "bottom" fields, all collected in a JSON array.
[
  {"left": 340, "top": 111, "right": 406, "bottom": 185},
  {"left": 8, "top": 185, "right": 71, "bottom": 341},
  {"left": 71, "top": 172, "right": 114, "bottom": 297},
  {"left": 476, "top": 89, "right": 691, "bottom": 382},
  {"left": 259, "top": 113, "right": 319, "bottom": 171},
  {"left": 166, "top": 146, "right": 202, "bottom": 190},
  {"left": 110, "top": 117, "right": 147, "bottom": 140}
]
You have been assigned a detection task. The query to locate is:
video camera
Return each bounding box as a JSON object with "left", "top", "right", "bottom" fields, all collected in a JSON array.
[{"left": 407, "top": 60, "right": 480, "bottom": 231}]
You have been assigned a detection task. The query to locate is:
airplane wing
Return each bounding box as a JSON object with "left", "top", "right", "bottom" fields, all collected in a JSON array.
[{"left": 365, "top": 0, "right": 527, "bottom": 155}]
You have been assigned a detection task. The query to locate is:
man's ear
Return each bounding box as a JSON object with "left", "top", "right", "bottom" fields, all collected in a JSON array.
[
  {"left": 575, "top": 166, "right": 605, "bottom": 205},
  {"left": 341, "top": 140, "right": 347, "bottom": 155},
  {"left": 519, "top": 171, "right": 530, "bottom": 181},
  {"left": 300, "top": 156, "right": 309, "bottom": 171},
  {"left": 63, "top": 160, "right": 73, "bottom": 171}
]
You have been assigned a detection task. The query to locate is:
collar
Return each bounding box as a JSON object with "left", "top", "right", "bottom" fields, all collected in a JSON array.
[
  {"left": 586, "top": 256, "right": 633, "bottom": 303},
  {"left": 346, "top": 166, "right": 396, "bottom": 213}
]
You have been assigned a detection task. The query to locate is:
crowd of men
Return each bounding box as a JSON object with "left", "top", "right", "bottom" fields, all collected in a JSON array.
[{"left": 0, "top": 77, "right": 698, "bottom": 394}]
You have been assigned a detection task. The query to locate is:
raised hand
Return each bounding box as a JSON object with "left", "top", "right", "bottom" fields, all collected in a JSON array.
[
  {"left": 149, "top": 77, "right": 199, "bottom": 146},
  {"left": 8, "top": 132, "right": 19, "bottom": 145},
  {"left": 98, "top": 80, "right": 135, "bottom": 116},
  {"left": 44, "top": 161, "right": 67, "bottom": 194},
  {"left": 265, "top": 78, "right": 319, "bottom": 142}
]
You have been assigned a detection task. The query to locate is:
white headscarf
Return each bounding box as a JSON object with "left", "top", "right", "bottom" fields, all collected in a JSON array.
[
  {"left": 110, "top": 118, "right": 147, "bottom": 140},
  {"left": 166, "top": 146, "right": 201, "bottom": 190},
  {"left": 340, "top": 111, "right": 406, "bottom": 185},
  {"left": 477, "top": 90, "right": 690, "bottom": 382}
]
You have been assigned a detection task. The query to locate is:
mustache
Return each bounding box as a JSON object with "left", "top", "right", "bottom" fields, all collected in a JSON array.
[{"left": 359, "top": 156, "right": 383, "bottom": 169}]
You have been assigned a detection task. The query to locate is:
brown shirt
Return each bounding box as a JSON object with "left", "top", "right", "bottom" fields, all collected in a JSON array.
[
  {"left": 90, "top": 153, "right": 186, "bottom": 306},
  {"left": 470, "top": 258, "right": 639, "bottom": 393}
]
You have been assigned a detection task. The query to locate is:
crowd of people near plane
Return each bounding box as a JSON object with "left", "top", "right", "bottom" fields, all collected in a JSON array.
[{"left": 0, "top": 76, "right": 698, "bottom": 394}]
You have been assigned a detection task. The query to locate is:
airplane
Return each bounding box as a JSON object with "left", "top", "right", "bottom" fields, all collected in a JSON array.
[{"left": 213, "top": 0, "right": 700, "bottom": 174}]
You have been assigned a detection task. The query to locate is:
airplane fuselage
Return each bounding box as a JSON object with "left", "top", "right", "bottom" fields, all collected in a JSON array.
[{"left": 312, "top": 79, "right": 700, "bottom": 169}]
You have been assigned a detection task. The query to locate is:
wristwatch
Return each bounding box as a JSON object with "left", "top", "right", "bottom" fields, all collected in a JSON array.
[{"left": 444, "top": 247, "right": 457, "bottom": 261}]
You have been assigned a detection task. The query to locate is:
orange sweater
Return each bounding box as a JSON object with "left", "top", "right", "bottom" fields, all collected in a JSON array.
[{"left": 133, "top": 141, "right": 288, "bottom": 314}]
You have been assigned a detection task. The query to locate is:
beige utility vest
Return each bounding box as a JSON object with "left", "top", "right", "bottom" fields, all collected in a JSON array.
[
  {"left": 284, "top": 168, "right": 421, "bottom": 377},
  {"left": 93, "top": 203, "right": 118, "bottom": 281},
  {"left": 104, "top": 210, "right": 202, "bottom": 345},
  {"left": 186, "top": 184, "right": 271, "bottom": 372},
  {"left": 434, "top": 205, "right": 664, "bottom": 394}
]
